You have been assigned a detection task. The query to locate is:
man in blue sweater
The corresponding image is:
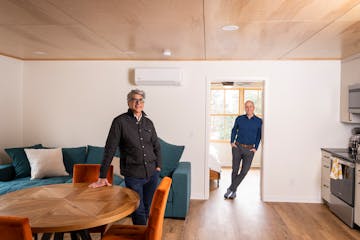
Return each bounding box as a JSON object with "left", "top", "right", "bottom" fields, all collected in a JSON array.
[{"left": 224, "top": 100, "right": 262, "bottom": 199}]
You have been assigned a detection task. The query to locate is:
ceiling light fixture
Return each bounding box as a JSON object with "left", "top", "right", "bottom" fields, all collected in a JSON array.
[
  {"left": 163, "top": 49, "right": 172, "bottom": 56},
  {"left": 221, "top": 25, "right": 239, "bottom": 31}
]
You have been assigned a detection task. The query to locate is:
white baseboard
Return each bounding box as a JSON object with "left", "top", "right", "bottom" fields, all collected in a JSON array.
[
  {"left": 262, "top": 195, "right": 322, "bottom": 203},
  {"left": 251, "top": 162, "right": 261, "bottom": 168},
  {"left": 190, "top": 193, "right": 207, "bottom": 200}
]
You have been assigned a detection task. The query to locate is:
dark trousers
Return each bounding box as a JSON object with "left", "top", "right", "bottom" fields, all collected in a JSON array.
[
  {"left": 229, "top": 145, "right": 255, "bottom": 192},
  {"left": 124, "top": 171, "right": 159, "bottom": 225}
]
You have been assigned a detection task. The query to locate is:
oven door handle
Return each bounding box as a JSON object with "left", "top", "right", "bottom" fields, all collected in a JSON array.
[{"left": 331, "top": 157, "right": 355, "bottom": 168}]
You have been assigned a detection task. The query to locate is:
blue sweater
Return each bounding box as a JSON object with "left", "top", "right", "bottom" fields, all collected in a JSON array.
[{"left": 230, "top": 114, "right": 262, "bottom": 150}]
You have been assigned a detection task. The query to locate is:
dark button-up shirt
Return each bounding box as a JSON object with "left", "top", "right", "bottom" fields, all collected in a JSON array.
[
  {"left": 99, "top": 109, "right": 161, "bottom": 179},
  {"left": 230, "top": 114, "right": 262, "bottom": 150}
]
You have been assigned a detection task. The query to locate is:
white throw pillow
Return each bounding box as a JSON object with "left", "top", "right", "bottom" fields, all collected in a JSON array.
[
  {"left": 112, "top": 156, "right": 123, "bottom": 177},
  {"left": 24, "top": 148, "right": 68, "bottom": 179}
]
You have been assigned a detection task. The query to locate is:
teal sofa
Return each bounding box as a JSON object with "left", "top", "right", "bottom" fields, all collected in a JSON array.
[
  {"left": 0, "top": 166, "right": 126, "bottom": 194},
  {"left": 164, "top": 161, "right": 191, "bottom": 218},
  {"left": 0, "top": 139, "right": 191, "bottom": 219}
]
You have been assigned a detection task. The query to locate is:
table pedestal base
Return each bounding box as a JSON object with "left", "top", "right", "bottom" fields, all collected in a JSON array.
[{"left": 37, "top": 230, "right": 92, "bottom": 240}]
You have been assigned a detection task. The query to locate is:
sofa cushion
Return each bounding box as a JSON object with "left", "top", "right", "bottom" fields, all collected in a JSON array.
[
  {"left": 0, "top": 175, "right": 72, "bottom": 195},
  {"left": 24, "top": 148, "right": 68, "bottom": 179},
  {"left": 113, "top": 175, "right": 125, "bottom": 186},
  {"left": 86, "top": 145, "right": 104, "bottom": 164},
  {"left": 86, "top": 145, "right": 120, "bottom": 164},
  {"left": 62, "top": 147, "right": 87, "bottom": 174},
  {"left": 5, "top": 144, "right": 43, "bottom": 178},
  {"left": 159, "top": 138, "right": 185, "bottom": 177},
  {"left": 65, "top": 178, "right": 73, "bottom": 183},
  {"left": 0, "top": 164, "right": 15, "bottom": 181},
  {"left": 0, "top": 180, "right": 12, "bottom": 194}
]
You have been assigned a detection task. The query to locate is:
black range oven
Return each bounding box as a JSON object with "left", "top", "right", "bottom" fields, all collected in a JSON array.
[
  {"left": 330, "top": 158, "right": 355, "bottom": 206},
  {"left": 329, "top": 157, "right": 355, "bottom": 227}
]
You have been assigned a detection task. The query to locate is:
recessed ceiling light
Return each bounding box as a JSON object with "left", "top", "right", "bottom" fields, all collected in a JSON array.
[
  {"left": 33, "top": 51, "right": 47, "bottom": 55},
  {"left": 163, "top": 49, "right": 171, "bottom": 56},
  {"left": 222, "top": 25, "right": 239, "bottom": 31}
]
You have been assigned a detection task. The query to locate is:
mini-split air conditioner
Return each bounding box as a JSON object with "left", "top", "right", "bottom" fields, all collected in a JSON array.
[{"left": 134, "top": 68, "right": 182, "bottom": 86}]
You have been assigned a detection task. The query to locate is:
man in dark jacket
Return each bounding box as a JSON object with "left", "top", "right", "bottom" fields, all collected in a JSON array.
[{"left": 89, "top": 89, "right": 161, "bottom": 225}]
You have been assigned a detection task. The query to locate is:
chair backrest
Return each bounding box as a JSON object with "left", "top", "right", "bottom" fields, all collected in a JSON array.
[
  {"left": 145, "top": 177, "right": 172, "bottom": 240},
  {"left": 73, "top": 164, "right": 113, "bottom": 184},
  {"left": 0, "top": 216, "right": 33, "bottom": 240}
]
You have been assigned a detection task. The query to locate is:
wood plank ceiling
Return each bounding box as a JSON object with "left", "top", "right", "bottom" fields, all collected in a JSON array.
[{"left": 0, "top": 0, "right": 360, "bottom": 60}]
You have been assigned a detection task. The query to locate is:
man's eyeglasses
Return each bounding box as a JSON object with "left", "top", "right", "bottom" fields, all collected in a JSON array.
[{"left": 131, "top": 98, "right": 145, "bottom": 104}]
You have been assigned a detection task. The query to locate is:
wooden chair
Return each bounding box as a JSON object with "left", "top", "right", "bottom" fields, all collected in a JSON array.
[
  {"left": 73, "top": 164, "right": 113, "bottom": 184},
  {"left": 102, "top": 177, "right": 172, "bottom": 240},
  {"left": 73, "top": 164, "right": 114, "bottom": 237},
  {"left": 0, "top": 216, "right": 33, "bottom": 240}
]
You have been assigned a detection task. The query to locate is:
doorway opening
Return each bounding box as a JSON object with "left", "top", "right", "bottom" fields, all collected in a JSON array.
[{"left": 207, "top": 80, "right": 264, "bottom": 201}]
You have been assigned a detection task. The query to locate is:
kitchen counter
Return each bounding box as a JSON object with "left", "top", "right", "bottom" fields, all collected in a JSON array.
[{"left": 321, "top": 148, "right": 359, "bottom": 163}]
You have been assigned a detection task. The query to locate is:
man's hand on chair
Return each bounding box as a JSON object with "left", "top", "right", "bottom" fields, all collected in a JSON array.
[{"left": 88, "top": 178, "right": 112, "bottom": 188}]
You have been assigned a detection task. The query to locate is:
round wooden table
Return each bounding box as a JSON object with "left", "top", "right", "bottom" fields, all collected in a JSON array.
[{"left": 0, "top": 183, "right": 139, "bottom": 235}]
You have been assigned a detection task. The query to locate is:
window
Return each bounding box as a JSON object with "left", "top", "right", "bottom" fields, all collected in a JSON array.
[
  {"left": 210, "top": 86, "right": 262, "bottom": 142},
  {"left": 244, "top": 89, "right": 262, "bottom": 115}
]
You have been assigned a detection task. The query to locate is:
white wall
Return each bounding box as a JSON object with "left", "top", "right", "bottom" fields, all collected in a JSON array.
[
  {"left": 22, "top": 60, "right": 354, "bottom": 201},
  {"left": 205, "top": 61, "right": 354, "bottom": 202},
  {"left": 23, "top": 61, "right": 206, "bottom": 199},
  {"left": 0, "top": 56, "right": 23, "bottom": 163}
]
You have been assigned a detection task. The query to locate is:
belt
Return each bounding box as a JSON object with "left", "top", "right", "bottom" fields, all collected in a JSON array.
[{"left": 236, "top": 142, "right": 254, "bottom": 149}]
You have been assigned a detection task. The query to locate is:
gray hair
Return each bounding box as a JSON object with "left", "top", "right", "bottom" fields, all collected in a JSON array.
[
  {"left": 244, "top": 100, "right": 255, "bottom": 107},
  {"left": 127, "top": 89, "right": 146, "bottom": 102}
]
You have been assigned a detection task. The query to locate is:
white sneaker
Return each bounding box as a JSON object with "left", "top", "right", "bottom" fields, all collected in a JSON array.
[
  {"left": 229, "top": 191, "right": 237, "bottom": 199},
  {"left": 224, "top": 189, "right": 233, "bottom": 199}
]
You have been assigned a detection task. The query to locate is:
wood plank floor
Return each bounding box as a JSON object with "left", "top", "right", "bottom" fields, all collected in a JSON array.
[
  {"left": 57, "top": 168, "right": 360, "bottom": 240},
  {"left": 183, "top": 168, "right": 360, "bottom": 240},
  {"left": 58, "top": 216, "right": 184, "bottom": 240}
]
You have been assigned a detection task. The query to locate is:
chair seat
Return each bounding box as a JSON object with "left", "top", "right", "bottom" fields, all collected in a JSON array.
[
  {"left": 103, "top": 225, "right": 147, "bottom": 240},
  {"left": 102, "top": 177, "right": 172, "bottom": 240},
  {"left": 0, "top": 216, "right": 33, "bottom": 240}
]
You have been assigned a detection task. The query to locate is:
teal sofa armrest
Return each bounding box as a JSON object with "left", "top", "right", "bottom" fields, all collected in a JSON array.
[
  {"left": 0, "top": 164, "right": 15, "bottom": 181},
  {"left": 171, "top": 161, "right": 191, "bottom": 218}
]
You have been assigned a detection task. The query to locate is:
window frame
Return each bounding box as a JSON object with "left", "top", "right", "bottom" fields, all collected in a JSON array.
[{"left": 210, "top": 86, "right": 262, "bottom": 143}]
